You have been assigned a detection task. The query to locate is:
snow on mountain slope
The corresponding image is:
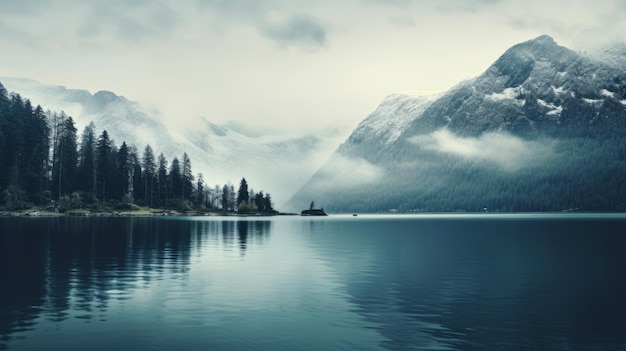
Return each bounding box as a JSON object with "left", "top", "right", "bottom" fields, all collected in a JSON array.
[
  {"left": 285, "top": 35, "right": 626, "bottom": 213},
  {"left": 391, "top": 35, "right": 626, "bottom": 139},
  {"left": 347, "top": 92, "right": 440, "bottom": 146},
  {"left": 582, "top": 39, "right": 626, "bottom": 71},
  {"left": 0, "top": 77, "right": 348, "bottom": 207}
]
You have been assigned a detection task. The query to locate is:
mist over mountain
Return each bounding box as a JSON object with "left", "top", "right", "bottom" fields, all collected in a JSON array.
[
  {"left": 0, "top": 77, "right": 347, "bottom": 206},
  {"left": 285, "top": 35, "right": 626, "bottom": 213},
  {"left": 0, "top": 77, "right": 187, "bottom": 158}
]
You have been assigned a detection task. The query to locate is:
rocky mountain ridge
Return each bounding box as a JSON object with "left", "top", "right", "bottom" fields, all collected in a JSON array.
[{"left": 285, "top": 35, "right": 626, "bottom": 212}]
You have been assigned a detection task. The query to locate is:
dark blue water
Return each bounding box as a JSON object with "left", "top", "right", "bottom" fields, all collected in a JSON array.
[{"left": 1, "top": 214, "right": 626, "bottom": 350}]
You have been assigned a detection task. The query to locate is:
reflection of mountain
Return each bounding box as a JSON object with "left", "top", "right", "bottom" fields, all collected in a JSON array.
[
  {"left": 304, "top": 217, "right": 626, "bottom": 350},
  {"left": 0, "top": 217, "right": 269, "bottom": 349}
]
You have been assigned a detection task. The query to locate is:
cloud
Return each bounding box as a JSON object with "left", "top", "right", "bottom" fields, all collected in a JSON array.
[
  {"left": 0, "top": 19, "right": 43, "bottom": 47},
  {"left": 410, "top": 129, "right": 554, "bottom": 171},
  {"left": 362, "top": 0, "right": 505, "bottom": 11},
  {"left": 197, "top": 0, "right": 327, "bottom": 50},
  {"left": 0, "top": 1, "right": 53, "bottom": 15},
  {"left": 261, "top": 14, "right": 326, "bottom": 49},
  {"left": 77, "top": 1, "right": 182, "bottom": 43},
  {"left": 313, "top": 154, "right": 385, "bottom": 189},
  {"left": 0, "top": 1, "right": 184, "bottom": 50},
  {"left": 432, "top": 0, "right": 505, "bottom": 12},
  {"left": 388, "top": 14, "right": 416, "bottom": 27}
]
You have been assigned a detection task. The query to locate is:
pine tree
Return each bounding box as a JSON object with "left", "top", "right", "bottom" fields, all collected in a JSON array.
[
  {"left": 221, "top": 184, "right": 229, "bottom": 211},
  {"left": 264, "top": 193, "right": 273, "bottom": 212},
  {"left": 255, "top": 191, "right": 265, "bottom": 211},
  {"left": 130, "top": 146, "right": 143, "bottom": 205},
  {"left": 0, "top": 82, "right": 9, "bottom": 108},
  {"left": 116, "top": 142, "right": 131, "bottom": 200},
  {"left": 78, "top": 122, "right": 97, "bottom": 197},
  {"left": 156, "top": 153, "right": 168, "bottom": 208},
  {"left": 193, "top": 173, "right": 204, "bottom": 207},
  {"left": 169, "top": 157, "right": 182, "bottom": 202},
  {"left": 51, "top": 115, "right": 78, "bottom": 200},
  {"left": 2, "top": 94, "right": 26, "bottom": 198},
  {"left": 0, "top": 84, "right": 7, "bottom": 189},
  {"left": 142, "top": 145, "right": 156, "bottom": 207},
  {"left": 95, "top": 130, "right": 114, "bottom": 204},
  {"left": 229, "top": 184, "right": 236, "bottom": 211},
  {"left": 181, "top": 153, "right": 193, "bottom": 202},
  {"left": 237, "top": 177, "right": 249, "bottom": 210},
  {"left": 20, "top": 104, "right": 49, "bottom": 203}
]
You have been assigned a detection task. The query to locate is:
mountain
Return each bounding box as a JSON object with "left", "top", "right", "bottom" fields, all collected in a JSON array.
[
  {"left": 0, "top": 77, "right": 347, "bottom": 206},
  {"left": 0, "top": 77, "right": 189, "bottom": 158},
  {"left": 285, "top": 35, "right": 626, "bottom": 213},
  {"left": 183, "top": 116, "right": 346, "bottom": 206}
]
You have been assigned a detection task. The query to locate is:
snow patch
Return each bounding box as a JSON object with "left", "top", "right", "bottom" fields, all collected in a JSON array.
[
  {"left": 620, "top": 100, "right": 626, "bottom": 106},
  {"left": 601, "top": 89, "right": 615, "bottom": 98},
  {"left": 551, "top": 85, "right": 567, "bottom": 95},
  {"left": 583, "top": 98, "right": 603, "bottom": 105},
  {"left": 485, "top": 87, "right": 525, "bottom": 106},
  {"left": 537, "top": 99, "right": 562, "bottom": 116}
]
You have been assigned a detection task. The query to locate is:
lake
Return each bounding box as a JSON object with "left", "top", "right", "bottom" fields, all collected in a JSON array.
[{"left": 1, "top": 214, "right": 626, "bottom": 350}]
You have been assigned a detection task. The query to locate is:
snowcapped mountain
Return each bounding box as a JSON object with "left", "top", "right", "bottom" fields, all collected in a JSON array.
[
  {"left": 285, "top": 35, "right": 626, "bottom": 213},
  {"left": 0, "top": 77, "right": 347, "bottom": 206}
]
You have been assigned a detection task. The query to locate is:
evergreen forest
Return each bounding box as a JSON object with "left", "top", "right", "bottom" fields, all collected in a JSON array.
[{"left": 0, "top": 82, "right": 275, "bottom": 214}]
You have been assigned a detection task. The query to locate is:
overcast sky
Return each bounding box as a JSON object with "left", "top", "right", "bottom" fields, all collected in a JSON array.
[{"left": 2, "top": 0, "right": 625, "bottom": 133}]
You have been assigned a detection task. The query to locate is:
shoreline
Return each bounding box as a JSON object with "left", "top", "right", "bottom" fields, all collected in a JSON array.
[{"left": 0, "top": 209, "right": 295, "bottom": 218}]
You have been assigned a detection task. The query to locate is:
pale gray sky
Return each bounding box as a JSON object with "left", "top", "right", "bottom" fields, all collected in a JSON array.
[{"left": 2, "top": 0, "right": 625, "bottom": 133}]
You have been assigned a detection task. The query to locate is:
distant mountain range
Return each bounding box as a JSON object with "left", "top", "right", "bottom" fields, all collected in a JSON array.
[
  {"left": 285, "top": 35, "right": 626, "bottom": 212},
  {"left": 0, "top": 77, "right": 347, "bottom": 206}
]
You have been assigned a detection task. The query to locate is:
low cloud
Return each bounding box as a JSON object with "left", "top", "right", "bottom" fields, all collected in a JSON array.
[
  {"left": 410, "top": 129, "right": 553, "bottom": 170},
  {"left": 314, "top": 154, "right": 385, "bottom": 189}
]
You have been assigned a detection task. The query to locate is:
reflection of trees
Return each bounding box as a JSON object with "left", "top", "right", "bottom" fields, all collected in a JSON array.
[
  {"left": 0, "top": 217, "right": 196, "bottom": 348},
  {"left": 0, "top": 218, "right": 48, "bottom": 350},
  {"left": 0, "top": 217, "right": 270, "bottom": 349},
  {"left": 236, "top": 220, "right": 271, "bottom": 256},
  {"left": 212, "top": 219, "right": 271, "bottom": 255}
]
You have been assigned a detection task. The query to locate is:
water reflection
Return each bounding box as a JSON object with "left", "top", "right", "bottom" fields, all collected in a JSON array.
[
  {"left": 0, "top": 217, "right": 270, "bottom": 350},
  {"left": 2, "top": 215, "right": 626, "bottom": 350},
  {"left": 303, "top": 216, "right": 626, "bottom": 350}
]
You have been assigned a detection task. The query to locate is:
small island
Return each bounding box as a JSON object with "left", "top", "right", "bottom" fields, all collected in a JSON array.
[{"left": 301, "top": 201, "right": 327, "bottom": 216}]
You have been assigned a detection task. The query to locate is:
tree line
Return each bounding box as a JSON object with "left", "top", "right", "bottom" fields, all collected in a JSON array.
[
  {"left": 0, "top": 82, "right": 275, "bottom": 213},
  {"left": 308, "top": 136, "right": 626, "bottom": 213}
]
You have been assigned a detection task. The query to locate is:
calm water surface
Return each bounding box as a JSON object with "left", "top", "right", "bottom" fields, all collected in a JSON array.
[{"left": 1, "top": 214, "right": 626, "bottom": 350}]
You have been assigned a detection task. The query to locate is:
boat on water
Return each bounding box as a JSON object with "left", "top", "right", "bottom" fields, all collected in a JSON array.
[
  {"left": 301, "top": 208, "right": 327, "bottom": 216},
  {"left": 301, "top": 201, "right": 327, "bottom": 216}
]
